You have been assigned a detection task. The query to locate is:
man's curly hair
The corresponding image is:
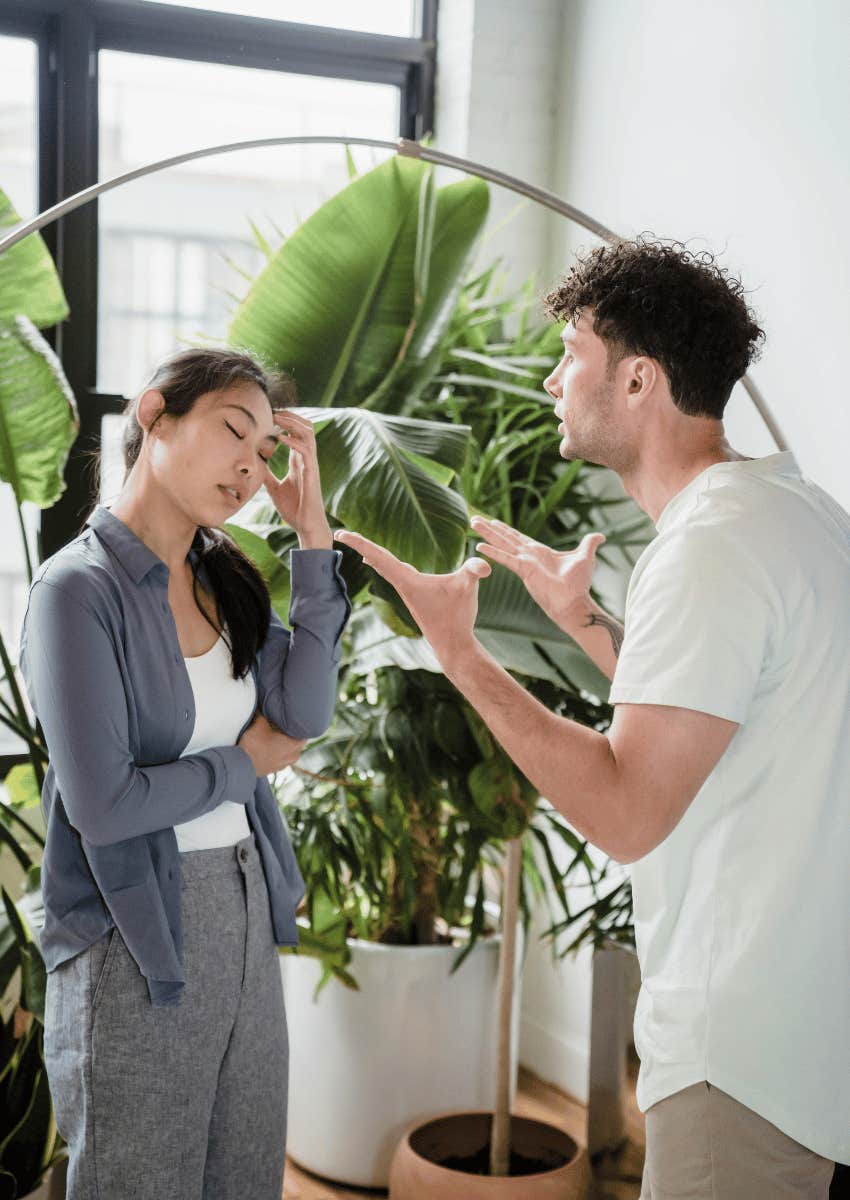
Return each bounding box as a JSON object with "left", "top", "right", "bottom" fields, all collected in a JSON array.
[{"left": 544, "top": 235, "right": 766, "bottom": 419}]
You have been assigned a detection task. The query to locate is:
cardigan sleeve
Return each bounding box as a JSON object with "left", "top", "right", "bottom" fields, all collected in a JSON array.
[
  {"left": 18, "top": 578, "right": 258, "bottom": 847},
  {"left": 256, "top": 547, "right": 351, "bottom": 739}
]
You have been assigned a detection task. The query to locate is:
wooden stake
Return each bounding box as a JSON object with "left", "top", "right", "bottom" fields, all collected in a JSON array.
[{"left": 490, "top": 835, "right": 522, "bottom": 1176}]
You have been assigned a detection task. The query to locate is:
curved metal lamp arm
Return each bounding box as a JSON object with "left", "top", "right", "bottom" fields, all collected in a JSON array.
[{"left": 0, "top": 134, "right": 786, "bottom": 449}]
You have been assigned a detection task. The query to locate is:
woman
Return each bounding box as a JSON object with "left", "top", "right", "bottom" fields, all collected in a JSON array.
[{"left": 18, "top": 347, "right": 351, "bottom": 1200}]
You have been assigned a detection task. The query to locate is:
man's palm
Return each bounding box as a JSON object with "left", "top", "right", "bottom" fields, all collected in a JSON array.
[
  {"left": 470, "top": 516, "right": 605, "bottom": 626},
  {"left": 333, "top": 530, "right": 491, "bottom": 658}
]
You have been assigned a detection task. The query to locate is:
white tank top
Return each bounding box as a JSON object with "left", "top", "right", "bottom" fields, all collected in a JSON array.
[{"left": 173, "top": 625, "right": 257, "bottom": 852}]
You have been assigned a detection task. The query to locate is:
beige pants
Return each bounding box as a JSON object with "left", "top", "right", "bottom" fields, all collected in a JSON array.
[{"left": 639, "top": 1081, "right": 835, "bottom": 1199}]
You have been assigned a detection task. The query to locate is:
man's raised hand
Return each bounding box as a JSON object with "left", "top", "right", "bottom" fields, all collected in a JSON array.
[
  {"left": 333, "top": 530, "right": 491, "bottom": 663},
  {"left": 472, "top": 517, "right": 625, "bottom": 680},
  {"left": 470, "top": 515, "right": 605, "bottom": 632}
]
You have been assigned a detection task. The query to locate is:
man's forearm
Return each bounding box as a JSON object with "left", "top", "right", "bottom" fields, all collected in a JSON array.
[
  {"left": 559, "top": 597, "right": 624, "bottom": 682},
  {"left": 439, "top": 635, "right": 628, "bottom": 857}
]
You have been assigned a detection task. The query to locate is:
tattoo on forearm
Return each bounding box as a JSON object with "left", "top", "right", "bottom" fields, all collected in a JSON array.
[{"left": 584, "top": 611, "right": 624, "bottom": 658}]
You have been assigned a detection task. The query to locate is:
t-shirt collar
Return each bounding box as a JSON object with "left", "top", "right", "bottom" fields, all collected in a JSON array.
[{"left": 655, "top": 451, "right": 801, "bottom": 534}]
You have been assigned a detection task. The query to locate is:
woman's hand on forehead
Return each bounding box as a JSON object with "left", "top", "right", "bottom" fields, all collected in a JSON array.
[{"left": 271, "top": 407, "right": 314, "bottom": 437}]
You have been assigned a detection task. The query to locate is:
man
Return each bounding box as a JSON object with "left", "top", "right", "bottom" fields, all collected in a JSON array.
[{"left": 335, "top": 237, "right": 849, "bottom": 1198}]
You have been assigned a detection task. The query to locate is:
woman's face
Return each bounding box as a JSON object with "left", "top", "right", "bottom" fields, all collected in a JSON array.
[{"left": 143, "top": 381, "right": 281, "bottom": 525}]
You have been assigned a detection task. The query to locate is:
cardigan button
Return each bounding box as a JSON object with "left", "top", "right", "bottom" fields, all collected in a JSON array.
[{"left": 184, "top": 710, "right": 190, "bottom": 720}]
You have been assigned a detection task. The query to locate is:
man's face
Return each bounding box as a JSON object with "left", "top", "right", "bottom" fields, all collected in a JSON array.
[{"left": 543, "top": 309, "right": 624, "bottom": 469}]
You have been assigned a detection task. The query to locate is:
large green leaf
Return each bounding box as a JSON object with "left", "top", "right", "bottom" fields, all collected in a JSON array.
[
  {"left": 0, "top": 189, "right": 68, "bottom": 328},
  {"left": 362, "top": 174, "right": 491, "bottom": 410},
  {"left": 0, "top": 317, "right": 78, "bottom": 507},
  {"left": 229, "top": 155, "right": 422, "bottom": 403},
  {"left": 228, "top": 155, "right": 488, "bottom": 409},
  {"left": 299, "top": 406, "right": 472, "bottom": 573}
]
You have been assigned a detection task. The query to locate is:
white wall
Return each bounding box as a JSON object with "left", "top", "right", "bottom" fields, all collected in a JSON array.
[
  {"left": 434, "top": 0, "right": 562, "bottom": 288},
  {"left": 552, "top": 0, "right": 850, "bottom": 506}
]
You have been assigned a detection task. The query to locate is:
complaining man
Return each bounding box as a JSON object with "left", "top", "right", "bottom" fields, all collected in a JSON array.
[{"left": 336, "top": 238, "right": 849, "bottom": 1199}]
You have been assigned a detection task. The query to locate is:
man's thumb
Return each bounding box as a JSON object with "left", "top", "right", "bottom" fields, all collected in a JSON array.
[
  {"left": 463, "top": 557, "right": 492, "bottom": 580},
  {"left": 580, "top": 532, "right": 606, "bottom": 555}
]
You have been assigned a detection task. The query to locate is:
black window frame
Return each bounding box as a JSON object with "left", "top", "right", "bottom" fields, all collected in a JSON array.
[{"left": 0, "top": 0, "right": 437, "bottom": 562}]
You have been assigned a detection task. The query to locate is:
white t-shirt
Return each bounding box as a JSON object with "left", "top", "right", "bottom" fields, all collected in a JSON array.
[
  {"left": 174, "top": 627, "right": 256, "bottom": 852},
  {"left": 608, "top": 451, "right": 850, "bottom": 1164}
]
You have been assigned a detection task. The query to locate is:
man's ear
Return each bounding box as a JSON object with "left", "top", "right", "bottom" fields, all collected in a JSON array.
[
  {"left": 136, "top": 388, "right": 167, "bottom": 435},
  {"left": 625, "top": 357, "right": 658, "bottom": 410}
]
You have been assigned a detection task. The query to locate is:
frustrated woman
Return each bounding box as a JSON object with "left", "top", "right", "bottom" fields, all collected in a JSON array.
[{"left": 18, "top": 347, "right": 351, "bottom": 1200}]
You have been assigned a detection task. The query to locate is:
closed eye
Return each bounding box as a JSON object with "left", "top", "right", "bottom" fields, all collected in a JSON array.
[{"left": 225, "top": 420, "right": 273, "bottom": 464}]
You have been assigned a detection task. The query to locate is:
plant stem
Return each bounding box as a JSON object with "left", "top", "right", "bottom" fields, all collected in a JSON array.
[
  {"left": 17, "top": 500, "right": 34, "bottom": 585},
  {"left": 490, "top": 834, "right": 522, "bottom": 1176},
  {"left": 0, "top": 799, "right": 46, "bottom": 848}
]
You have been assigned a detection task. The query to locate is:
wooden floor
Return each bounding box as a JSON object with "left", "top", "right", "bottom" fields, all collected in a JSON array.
[{"left": 282, "top": 1052, "right": 645, "bottom": 1200}]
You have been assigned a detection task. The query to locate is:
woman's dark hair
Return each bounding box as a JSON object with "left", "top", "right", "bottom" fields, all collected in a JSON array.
[
  {"left": 544, "top": 235, "right": 766, "bottom": 419},
  {"left": 118, "top": 346, "right": 293, "bottom": 681}
]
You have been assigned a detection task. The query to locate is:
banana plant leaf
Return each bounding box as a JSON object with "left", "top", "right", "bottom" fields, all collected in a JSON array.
[
  {"left": 0, "top": 189, "right": 68, "bottom": 329},
  {"left": 0, "top": 316, "right": 78, "bottom": 507},
  {"left": 228, "top": 155, "right": 488, "bottom": 409},
  {"left": 296, "top": 406, "right": 472, "bottom": 573}
]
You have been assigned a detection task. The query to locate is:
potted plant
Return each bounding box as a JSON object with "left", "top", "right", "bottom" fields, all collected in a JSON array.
[
  {"left": 387, "top": 835, "right": 592, "bottom": 1197},
  {"left": 272, "top": 659, "right": 601, "bottom": 1186},
  {"left": 222, "top": 153, "right": 651, "bottom": 1188},
  {"left": 0, "top": 184, "right": 77, "bottom": 1200}
]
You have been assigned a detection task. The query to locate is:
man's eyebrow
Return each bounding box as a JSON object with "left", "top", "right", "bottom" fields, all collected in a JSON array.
[
  {"left": 223, "top": 403, "right": 279, "bottom": 445},
  {"left": 560, "top": 330, "right": 577, "bottom": 346}
]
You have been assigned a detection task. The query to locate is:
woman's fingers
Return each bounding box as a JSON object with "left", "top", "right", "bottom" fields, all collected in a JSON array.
[{"left": 272, "top": 409, "right": 315, "bottom": 435}]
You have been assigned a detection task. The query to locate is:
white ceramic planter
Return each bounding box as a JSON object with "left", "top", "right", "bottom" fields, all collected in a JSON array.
[{"left": 281, "top": 924, "right": 524, "bottom": 1188}]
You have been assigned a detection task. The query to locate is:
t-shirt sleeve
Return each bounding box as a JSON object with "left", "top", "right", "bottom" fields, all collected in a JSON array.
[{"left": 608, "top": 526, "right": 776, "bottom": 724}]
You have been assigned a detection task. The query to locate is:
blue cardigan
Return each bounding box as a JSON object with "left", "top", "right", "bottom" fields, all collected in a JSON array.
[{"left": 18, "top": 504, "right": 351, "bottom": 1006}]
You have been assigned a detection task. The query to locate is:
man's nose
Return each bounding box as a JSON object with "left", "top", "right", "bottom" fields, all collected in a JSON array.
[{"left": 543, "top": 371, "right": 561, "bottom": 402}]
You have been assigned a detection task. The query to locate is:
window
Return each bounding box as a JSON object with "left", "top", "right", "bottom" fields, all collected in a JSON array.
[
  {"left": 0, "top": 34, "right": 37, "bottom": 217},
  {"left": 136, "top": 0, "right": 417, "bottom": 37},
  {"left": 0, "top": 0, "right": 435, "bottom": 770},
  {"left": 97, "top": 49, "right": 400, "bottom": 397}
]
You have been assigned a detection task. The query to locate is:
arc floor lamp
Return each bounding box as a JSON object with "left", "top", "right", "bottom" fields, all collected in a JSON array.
[{"left": 0, "top": 134, "right": 786, "bottom": 451}]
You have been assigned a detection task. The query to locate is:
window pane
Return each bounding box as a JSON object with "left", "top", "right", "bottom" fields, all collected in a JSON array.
[
  {"left": 136, "top": 0, "right": 416, "bottom": 37},
  {"left": 97, "top": 50, "right": 399, "bottom": 396},
  {"left": 0, "top": 35, "right": 38, "bottom": 758},
  {"left": 0, "top": 35, "right": 37, "bottom": 217}
]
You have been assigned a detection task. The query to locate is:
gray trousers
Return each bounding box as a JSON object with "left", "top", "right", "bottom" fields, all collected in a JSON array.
[
  {"left": 43, "top": 833, "right": 289, "bottom": 1200},
  {"left": 640, "top": 1081, "right": 835, "bottom": 1199}
]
